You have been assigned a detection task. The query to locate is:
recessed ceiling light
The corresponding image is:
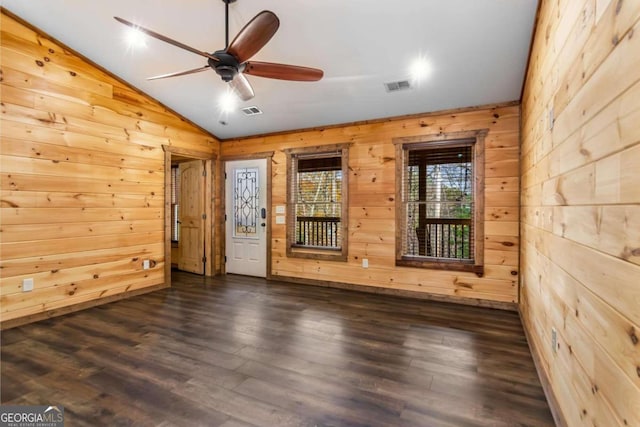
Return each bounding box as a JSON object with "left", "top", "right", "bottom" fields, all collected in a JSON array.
[
  {"left": 409, "top": 56, "right": 432, "bottom": 82},
  {"left": 125, "top": 26, "right": 147, "bottom": 49}
]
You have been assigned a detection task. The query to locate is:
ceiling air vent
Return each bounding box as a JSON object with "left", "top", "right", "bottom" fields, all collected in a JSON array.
[
  {"left": 384, "top": 80, "right": 411, "bottom": 92},
  {"left": 241, "top": 106, "right": 263, "bottom": 116}
]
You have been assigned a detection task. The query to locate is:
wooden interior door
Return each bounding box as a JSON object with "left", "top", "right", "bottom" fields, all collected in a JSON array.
[{"left": 178, "top": 160, "right": 205, "bottom": 274}]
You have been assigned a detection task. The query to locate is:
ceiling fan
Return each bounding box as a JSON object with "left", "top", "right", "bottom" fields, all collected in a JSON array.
[{"left": 114, "top": 0, "right": 323, "bottom": 101}]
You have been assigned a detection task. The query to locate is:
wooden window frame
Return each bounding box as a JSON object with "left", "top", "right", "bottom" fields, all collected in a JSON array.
[
  {"left": 285, "top": 143, "right": 350, "bottom": 262},
  {"left": 394, "top": 129, "right": 487, "bottom": 277}
]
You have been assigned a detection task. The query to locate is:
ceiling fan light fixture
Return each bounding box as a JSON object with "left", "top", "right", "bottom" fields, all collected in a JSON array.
[
  {"left": 211, "top": 51, "right": 240, "bottom": 82},
  {"left": 218, "top": 91, "right": 237, "bottom": 113},
  {"left": 114, "top": 2, "right": 323, "bottom": 103}
]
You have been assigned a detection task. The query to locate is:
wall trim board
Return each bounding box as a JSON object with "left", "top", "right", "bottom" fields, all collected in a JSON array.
[
  {"left": 519, "top": 2, "right": 543, "bottom": 101},
  {"left": 520, "top": 306, "right": 568, "bottom": 427},
  {"left": 220, "top": 151, "right": 276, "bottom": 161},
  {"left": 0, "top": 283, "right": 168, "bottom": 330},
  {"left": 272, "top": 274, "right": 518, "bottom": 312},
  {"left": 220, "top": 101, "right": 521, "bottom": 143},
  {"left": 0, "top": 7, "right": 219, "bottom": 143},
  {"left": 517, "top": 103, "right": 523, "bottom": 307},
  {"left": 162, "top": 145, "right": 219, "bottom": 160}
]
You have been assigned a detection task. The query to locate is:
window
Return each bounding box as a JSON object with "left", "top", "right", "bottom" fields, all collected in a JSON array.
[
  {"left": 170, "top": 166, "right": 180, "bottom": 242},
  {"left": 395, "top": 130, "right": 486, "bottom": 276},
  {"left": 285, "top": 144, "right": 349, "bottom": 261}
]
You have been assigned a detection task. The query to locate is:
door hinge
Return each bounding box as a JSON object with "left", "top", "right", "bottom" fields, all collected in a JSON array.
[
  {"left": 224, "top": 172, "right": 227, "bottom": 179},
  {"left": 224, "top": 256, "right": 227, "bottom": 263},
  {"left": 224, "top": 214, "right": 227, "bottom": 221},
  {"left": 202, "top": 213, "right": 206, "bottom": 220},
  {"left": 203, "top": 170, "right": 207, "bottom": 177},
  {"left": 202, "top": 256, "right": 207, "bottom": 263}
]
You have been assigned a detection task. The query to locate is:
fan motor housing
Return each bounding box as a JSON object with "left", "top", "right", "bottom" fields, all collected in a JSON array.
[{"left": 210, "top": 51, "right": 240, "bottom": 82}]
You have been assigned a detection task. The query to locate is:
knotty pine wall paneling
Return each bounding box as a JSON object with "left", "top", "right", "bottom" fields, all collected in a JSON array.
[
  {"left": 222, "top": 103, "right": 521, "bottom": 306},
  {"left": 0, "top": 10, "right": 219, "bottom": 327},
  {"left": 520, "top": 0, "right": 640, "bottom": 425}
]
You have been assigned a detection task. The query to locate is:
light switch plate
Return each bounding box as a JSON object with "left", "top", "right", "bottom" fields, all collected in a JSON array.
[
  {"left": 143, "top": 260, "right": 150, "bottom": 270},
  {"left": 275, "top": 205, "right": 286, "bottom": 214},
  {"left": 23, "top": 278, "right": 34, "bottom": 292},
  {"left": 275, "top": 216, "right": 286, "bottom": 225}
]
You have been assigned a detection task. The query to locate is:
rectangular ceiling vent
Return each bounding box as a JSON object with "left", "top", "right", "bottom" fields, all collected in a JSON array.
[
  {"left": 241, "top": 106, "right": 263, "bottom": 116},
  {"left": 384, "top": 80, "right": 411, "bottom": 92}
]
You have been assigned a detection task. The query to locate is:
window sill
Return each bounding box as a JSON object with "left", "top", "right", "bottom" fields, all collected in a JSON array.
[
  {"left": 396, "top": 257, "right": 484, "bottom": 277},
  {"left": 288, "top": 247, "right": 347, "bottom": 262}
]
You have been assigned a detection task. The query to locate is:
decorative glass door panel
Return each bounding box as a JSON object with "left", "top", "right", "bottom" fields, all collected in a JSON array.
[{"left": 233, "top": 167, "right": 259, "bottom": 238}]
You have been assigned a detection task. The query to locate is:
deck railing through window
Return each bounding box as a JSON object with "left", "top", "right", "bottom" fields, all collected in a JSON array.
[
  {"left": 295, "top": 216, "right": 341, "bottom": 248},
  {"left": 411, "top": 218, "right": 472, "bottom": 259}
]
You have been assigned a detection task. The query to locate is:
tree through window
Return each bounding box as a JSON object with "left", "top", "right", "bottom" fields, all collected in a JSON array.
[
  {"left": 395, "top": 130, "right": 486, "bottom": 275},
  {"left": 285, "top": 144, "right": 349, "bottom": 261}
]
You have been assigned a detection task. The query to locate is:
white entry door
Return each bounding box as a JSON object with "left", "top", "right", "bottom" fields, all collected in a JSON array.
[{"left": 225, "top": 159, "right": 267, "bottom": 277}]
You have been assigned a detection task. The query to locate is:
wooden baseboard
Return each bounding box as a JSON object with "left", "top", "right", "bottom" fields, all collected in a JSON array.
[
  {"left": 271, "top": 274, "right": 518, "bottom": 311},
  {"left": 0, "top": 283, "right": 169, "bottom": 330},
  {"left": 519, "top": 307, "right": 566, "bottom": 427}
]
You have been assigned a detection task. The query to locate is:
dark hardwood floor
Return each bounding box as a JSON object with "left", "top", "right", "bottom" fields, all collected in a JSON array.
[{"left": 1, "top": 271, "right": 554, "bottom": 426}]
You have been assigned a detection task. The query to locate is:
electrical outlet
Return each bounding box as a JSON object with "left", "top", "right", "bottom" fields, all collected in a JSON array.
[
  {"left": 143, "top": 260, "right": 150, "bottom": 270},
  {"left": 362, "top": 258, "right": 369, "bottom": 268},
  {"left": 551, "top": 327, "right": 557, "bottom": 353},
  {"left": 23, "top": 278, "right": 34, "bottom": 292}
]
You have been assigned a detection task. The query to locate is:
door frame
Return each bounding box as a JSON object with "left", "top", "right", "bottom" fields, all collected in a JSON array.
[
  {"left": 163, "top": 145, "right": 217, "bottom": 286},
  {"left": 221, "top": 151, "right": 274, "bottom": 278}
]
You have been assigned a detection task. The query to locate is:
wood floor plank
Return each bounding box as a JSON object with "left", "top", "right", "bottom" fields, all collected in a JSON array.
[{"left": 1, "top": 271, "right": 554, "bottom": 426}]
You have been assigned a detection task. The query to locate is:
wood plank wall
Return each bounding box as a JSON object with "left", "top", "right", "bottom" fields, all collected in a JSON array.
[
  {"left": 222, "top": 104, "right": 521, "bottom": 305},
  {"left": 520, "top": 0, "right": 640, "bottom": 425},
  {"left": 0, "top": 10, "right": 219, "bottom": 326}
]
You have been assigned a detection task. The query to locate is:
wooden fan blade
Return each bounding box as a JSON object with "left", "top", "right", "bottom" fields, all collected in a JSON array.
[
  {"left": 226, "top": 11, "right": 279, "bottom": 63},
  {"left": 147, "top": 66, "right": 211, "bottom": 81},
  {"left": 114, "top": 17, "right": 218, "bottom": 62},
  {"left": 243, "top": 61, "right": 323, "bottom": 81},
  {"left": 229, "top": 73, "right": 255, "bottom": 101}
]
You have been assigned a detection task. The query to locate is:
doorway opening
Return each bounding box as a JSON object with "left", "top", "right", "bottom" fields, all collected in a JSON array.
[{"left": 163, "top": 146, "right": 217, "bottom": 286}]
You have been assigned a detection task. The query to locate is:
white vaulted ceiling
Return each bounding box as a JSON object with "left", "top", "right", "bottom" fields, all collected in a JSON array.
[{"left": 2, "top": 1, "right": 538, "bottom": 139}]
